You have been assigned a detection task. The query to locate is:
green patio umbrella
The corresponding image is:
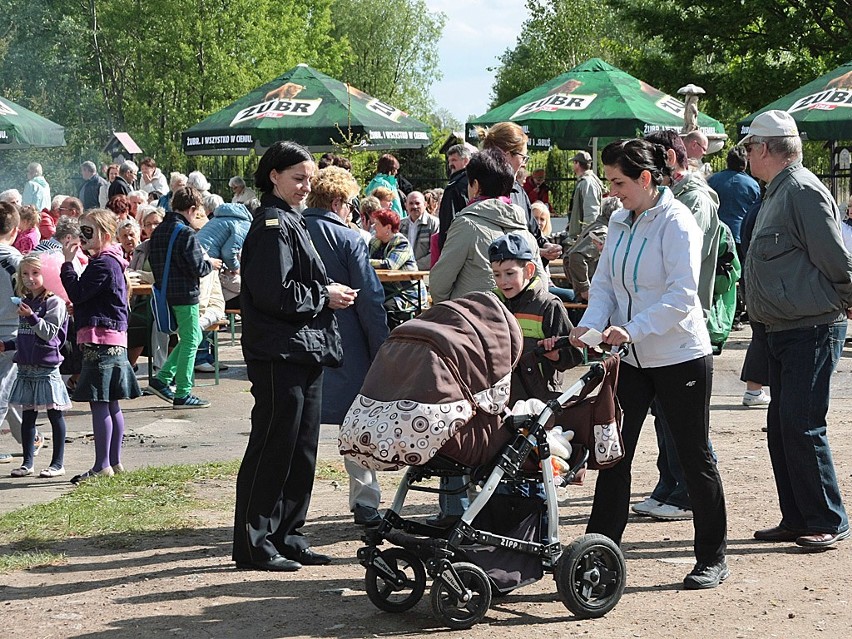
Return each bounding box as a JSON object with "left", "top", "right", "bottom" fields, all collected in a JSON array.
[
  {"left": 0, "top": 96, "right": 66, "bottom": 149},
  {"left": 182, "top": 64, "right": 432, "bottom": 155},
  {"left": 467, "top": 58, "right": 726, "bottom": 151},
  {"left": 737, "top": 61, "right": 852, "bottom": 141}
]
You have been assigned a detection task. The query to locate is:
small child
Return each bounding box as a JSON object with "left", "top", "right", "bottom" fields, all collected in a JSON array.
[
  {"left": 3, "top": 254, "right": 71, "bottom": 477},
  {"left": 13, "top": 205, "right": 41, "bottom": 255},
  {"left": 60, "top": 208, "right": 141, "bottom": 484},
  {"left": 488, "top": 232, "right": 583, "bottom": 406},
  {"left": 146, "top": 186, "right": 215, "bottom": 407},
  {"left": 490, "top": 232, "right": 586, "bottom": 506}
]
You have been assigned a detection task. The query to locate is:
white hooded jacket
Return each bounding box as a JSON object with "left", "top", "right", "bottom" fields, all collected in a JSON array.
[{"left": 580, "top": 187, "right": 711, "bottom": 368}]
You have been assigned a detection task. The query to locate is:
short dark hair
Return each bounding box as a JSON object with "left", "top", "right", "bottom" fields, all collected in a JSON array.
[
  {"left": 171, "top": 186, "right": 204, "bottom": 212},
  {"left": 644, "top": 130, "right": 687, "bottom": 169},
  {"left": 466, "top": 147, "right": 515, "bottom": 197},
  {"left": 107, "top": 194, "right": 133, "bottom": 218},
  {"left": 601, "top": 139, "right": 669, "bottom": 187},
  {"left": 376, "top": 154, "right": 399, "bottom": 174},
  {"left": 254, "top": 141, "right": 314, "bottom": 194},
  {"left": 726, "top": 146, "right": 748, "bottom": 172},
  {"left": 371, "top": 207, "right": 401, "bottom": 233},
  {"left": 0, "top": 202, "right": 20, "bottom": 235}
]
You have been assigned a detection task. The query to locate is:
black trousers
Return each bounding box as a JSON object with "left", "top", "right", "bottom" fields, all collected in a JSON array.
[
  {"left": 232, "top": 360, "right": 323, "bottom": 564},
  {"left": 586, "top": 355, "right": 727, "bottom": 564}
]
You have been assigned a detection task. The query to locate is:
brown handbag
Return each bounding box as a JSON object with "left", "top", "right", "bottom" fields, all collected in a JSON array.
[{"left": 557, "top": 355, "right": 625, "bottom": 470}]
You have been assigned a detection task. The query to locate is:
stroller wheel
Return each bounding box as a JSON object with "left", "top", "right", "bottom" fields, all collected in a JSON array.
[
  {"left": 556, "top": 533, "right": 626, "bottom": 618},
  {"left": 365, "top": 548, "right": 427, "bottom": 613},
  {"left": 430, "top": 562, "right": 492, "bottom": 630}
]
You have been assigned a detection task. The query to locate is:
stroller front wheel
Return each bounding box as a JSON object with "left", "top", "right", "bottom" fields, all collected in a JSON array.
[
  {"left": 365, "top": 547, "right": 427, "bottom": 613},
  {"left": 556, "top": 533, "right": 626, "bottom": 618},
  {"left": 430, "top": 562, "right": 492, "bottom": 630}
]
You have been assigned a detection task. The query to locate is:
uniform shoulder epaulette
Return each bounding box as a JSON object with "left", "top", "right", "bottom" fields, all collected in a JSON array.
[{"left": 258, "top": 206, "right": 281, "bottom": 228}]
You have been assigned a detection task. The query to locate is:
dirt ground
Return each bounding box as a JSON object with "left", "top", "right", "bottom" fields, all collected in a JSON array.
[{"left": 2, "top": 330, "right": 852, "bottom": 638}]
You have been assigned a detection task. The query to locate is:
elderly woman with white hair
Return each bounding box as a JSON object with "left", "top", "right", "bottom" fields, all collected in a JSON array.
[
  {"left": 158, "top": 172, "right": 188, "bottom": 211},
  {"left": 203, "top": 193, "right": 224, "bottom": 218},
  {"left": 0, "top": 189, "right": 22, "bottom": 206},
  {"left": 229, "top": 176, "right": 258, "bottom": 211},
  {"left": 187, "top": 171, "right": 211, "bottom": 198}
]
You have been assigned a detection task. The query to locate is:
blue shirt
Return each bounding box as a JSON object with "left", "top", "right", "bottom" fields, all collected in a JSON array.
[{"left": 707, "top": 169, "right": 760, "bottom": 244}]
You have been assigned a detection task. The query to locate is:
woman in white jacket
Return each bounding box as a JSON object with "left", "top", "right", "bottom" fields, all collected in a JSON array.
[{"left": 570, "top": 138, "right": 728, "bottom": 591}]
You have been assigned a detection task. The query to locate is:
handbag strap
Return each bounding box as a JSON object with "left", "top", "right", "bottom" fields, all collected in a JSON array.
[{"left": 160, "top": 223, "right": 183, "bottom": 297}]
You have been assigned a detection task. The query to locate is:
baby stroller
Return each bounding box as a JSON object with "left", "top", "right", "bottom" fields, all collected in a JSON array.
[{"left": 339, "top": 292, "right": 626, "bottom": 629}]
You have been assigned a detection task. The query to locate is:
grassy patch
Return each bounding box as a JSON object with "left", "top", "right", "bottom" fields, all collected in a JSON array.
[
  {"left": 0, "top": 460, "right": 239, "bottom": 572},
  {"left": 0, "top": 458, "right": 346, "bottom": 573}
]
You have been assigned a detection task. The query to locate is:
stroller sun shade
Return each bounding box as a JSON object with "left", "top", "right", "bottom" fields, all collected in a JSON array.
[{"left": 339, "top": 292, "right": 524, "bottom": 470}]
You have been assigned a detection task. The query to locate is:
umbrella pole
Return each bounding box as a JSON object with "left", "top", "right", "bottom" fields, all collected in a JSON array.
[{"left": 592, "top": 137, "right": 598, "bottom": 174}]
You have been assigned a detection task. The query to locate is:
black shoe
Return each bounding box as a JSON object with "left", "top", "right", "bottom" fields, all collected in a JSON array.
[
  {"left": 290, "top": 548, "right": 332, "bottom": 566},
  {"left": 353, "top": 504, "right": 383, "bottom": 526},
  {"left": 683, "top": 559, "right": 729, "bottom": 590},
  {"left": 173, "top": 394, "right": 210, "bottom": 409},
  {"left": 236, "top": 554, "right": 302, "bottom": 572},
  {"left": 147, "top": 378, "right": 174, "bottom": 402},
  {"left": 424, "top": 514, "right": 461, "bottom": 528}
]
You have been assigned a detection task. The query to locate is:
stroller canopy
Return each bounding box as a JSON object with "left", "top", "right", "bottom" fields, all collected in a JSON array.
[{"left": 340, "top": 292, "right": 524, "bottom": 470}]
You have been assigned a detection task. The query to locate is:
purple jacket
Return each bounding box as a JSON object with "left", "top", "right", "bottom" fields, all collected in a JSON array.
[
  {"left": 5, "top": 294, "right": 68, "bottom": 367},
  {"left": 60, "top": 243, "right": 130, "bottom": 333}
]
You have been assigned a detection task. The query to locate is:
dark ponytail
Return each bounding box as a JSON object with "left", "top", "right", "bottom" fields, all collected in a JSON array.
[{"left": 601, "top": 138, "right": 668, "bottom": 186}]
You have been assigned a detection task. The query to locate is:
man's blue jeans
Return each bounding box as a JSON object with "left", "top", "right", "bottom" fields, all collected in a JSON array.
[{"left": 766, "top": 322, "right": 848, "bottom": 534}]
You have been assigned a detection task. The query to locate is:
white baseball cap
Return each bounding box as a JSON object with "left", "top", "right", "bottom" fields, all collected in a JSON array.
[{"left": 740, "top": 110, "right": 799, "bottom": 145}]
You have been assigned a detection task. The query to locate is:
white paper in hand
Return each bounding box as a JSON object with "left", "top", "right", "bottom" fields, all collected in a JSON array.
[{"left": 578, "top": 328, "right": 603, "bottom": 347}]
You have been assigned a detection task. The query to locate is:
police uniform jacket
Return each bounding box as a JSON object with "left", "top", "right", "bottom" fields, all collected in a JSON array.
[{"left": 240, "top": 192, "right": 342, "bottom": 366}]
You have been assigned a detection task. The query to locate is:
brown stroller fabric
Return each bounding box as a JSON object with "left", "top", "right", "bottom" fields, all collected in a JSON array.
[
  {"left": 339, "top": 292, "right": 523, "bottom": 471},
  {"left": 559, "top": 354, "right": 624, "bottom": 470}
]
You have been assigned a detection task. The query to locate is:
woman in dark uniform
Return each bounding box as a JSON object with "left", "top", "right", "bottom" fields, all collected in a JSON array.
[{"left": 232, "top": 141, "right": 357, "bottom": 572}]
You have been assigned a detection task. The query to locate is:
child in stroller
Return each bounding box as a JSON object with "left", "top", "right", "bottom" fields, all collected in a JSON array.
[{"left": 339, "top": 291, "right": 627, "bottom": 629}]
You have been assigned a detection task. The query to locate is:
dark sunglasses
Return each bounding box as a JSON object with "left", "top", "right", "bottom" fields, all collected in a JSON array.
[{"left": 79, "top": 225, "right": 95, "bottom": 240}]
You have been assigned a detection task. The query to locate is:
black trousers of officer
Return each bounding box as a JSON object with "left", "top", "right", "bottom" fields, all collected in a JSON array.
[{"left": 233, "top": 359, "right": 323, "bottom": 564}]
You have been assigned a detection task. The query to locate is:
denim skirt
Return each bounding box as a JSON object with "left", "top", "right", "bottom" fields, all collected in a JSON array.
[
  {"left": 73, "top": 344, "right": 142, "bottom": 403},
  {"left": 10, "top": 364, "right": 73, "bottom": 411}
]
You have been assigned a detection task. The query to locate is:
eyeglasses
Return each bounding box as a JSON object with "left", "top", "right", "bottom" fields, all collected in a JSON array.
[
  {"left": 79, "top": 225, "right": 95, "bottom": 240},
  {"left": 512, "top": 151, "right": 530, "bottom": 162},
  {"left": 743, "top": 142, "right": 763, "bottom": 155}
]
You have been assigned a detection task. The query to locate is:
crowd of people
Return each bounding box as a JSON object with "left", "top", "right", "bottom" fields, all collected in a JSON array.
[{"left": 1, "top": 109, "right": 850, "bottom": 590}]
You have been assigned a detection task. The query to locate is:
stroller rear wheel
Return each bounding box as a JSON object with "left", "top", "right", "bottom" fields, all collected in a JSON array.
[
  {"left": 365, "top": 547, "right": 427, "bottom": 613},
  {"left": 430, "top": 562, "right": 492, "bottom": 630},
  {"left": 556, "top": 533, "right": 626, "bottom": 618}
]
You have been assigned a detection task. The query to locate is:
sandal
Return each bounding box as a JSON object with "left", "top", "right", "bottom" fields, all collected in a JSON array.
[
  {"left": 11, "top": 466, "right": 33, "bottom": 477},
  {"left": 39, "top": 466, "right": 65, "bottom": 478}
]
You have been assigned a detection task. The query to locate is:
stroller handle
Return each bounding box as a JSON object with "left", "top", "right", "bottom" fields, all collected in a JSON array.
[
  {"left": 533, "top": 337, "right": 629, "bottom": 358},
  {"left": 532, "top": 335, "right": 573, "bottom": 357}
]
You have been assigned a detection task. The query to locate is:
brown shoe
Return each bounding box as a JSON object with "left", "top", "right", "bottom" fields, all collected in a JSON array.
[
  {"left": 754, "top": 525, "right": 802, "bottom": 542},
  {"left": 795, "top": 529, "right": 850, "bottom": 548}
]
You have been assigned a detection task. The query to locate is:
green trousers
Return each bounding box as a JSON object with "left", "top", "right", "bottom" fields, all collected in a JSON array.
[{"left": 156, "top": 303, "right": 202, "bottom": 398}]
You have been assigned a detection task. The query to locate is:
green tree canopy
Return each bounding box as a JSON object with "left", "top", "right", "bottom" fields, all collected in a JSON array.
[
  {"left": 489, "top": 0, "right": 640, "bottom": 109},
  {"left": 329, "top": 0, "right": 446, "bottom": 117}
]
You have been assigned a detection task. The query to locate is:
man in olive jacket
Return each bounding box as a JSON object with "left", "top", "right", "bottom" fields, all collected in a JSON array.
[{"left": 744, "top": 110, "right": 852, "bottom": 550}]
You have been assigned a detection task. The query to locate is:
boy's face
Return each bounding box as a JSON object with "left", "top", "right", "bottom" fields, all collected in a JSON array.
[{"left": 492, "top": 259, "right": 535, "bottom": 299}]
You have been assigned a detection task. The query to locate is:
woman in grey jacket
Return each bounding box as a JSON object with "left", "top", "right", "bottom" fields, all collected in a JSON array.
[{"left": 570, "top": 139, "right": 728, "bottom": 591}]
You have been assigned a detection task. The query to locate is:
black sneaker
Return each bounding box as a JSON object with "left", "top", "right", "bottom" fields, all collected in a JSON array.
[
  {"left": 353, "top": 504, "right": 383, "bottom": 527},
  {"left": 147, "top": 378, "right": 174, "bottom": 402},
  {"left": 683, "top": 559, "right": 729, "bottom": 590},
  {"left": 173, "top": 394, "right": 210, "bottom": 409}
]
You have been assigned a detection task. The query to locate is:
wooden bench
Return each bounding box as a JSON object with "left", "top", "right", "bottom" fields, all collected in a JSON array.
[
  {"left": 225, "top": 309, "right": 241, "bottom": 346},
  {"left": 196, "top": 319, "right": 232, "bottom": 387}
]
